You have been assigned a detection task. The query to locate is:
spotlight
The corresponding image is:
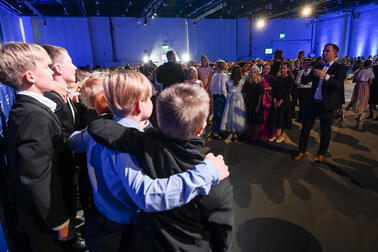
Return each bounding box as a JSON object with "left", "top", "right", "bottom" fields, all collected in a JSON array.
[
  {"left": 143, "top": 55, "right": 149, "bottom": 63},
  {"left": 256, "top": 18, "right": 266, "bottom": 29},
  {"left": 143, "top": 17, "right": 147, "bottom": 26},
  {"left": 182, "top": 54, "right": 190, "bottom": 62},
  {"left": 302, "top": 6, "right": 312, "bottom": 17}
]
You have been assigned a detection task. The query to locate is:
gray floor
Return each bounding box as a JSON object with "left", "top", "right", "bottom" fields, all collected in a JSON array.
[{"left": 205, "top": 81, "right": 378, "bottom": 252}]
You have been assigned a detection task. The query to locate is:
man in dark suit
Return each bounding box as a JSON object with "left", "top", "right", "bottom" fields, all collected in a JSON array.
[
  {"left": 295, "top": 43, "right": 347, "bottom": 162},
  {"left": 156, "top": 50, "right": 185, "bottom": 90}
]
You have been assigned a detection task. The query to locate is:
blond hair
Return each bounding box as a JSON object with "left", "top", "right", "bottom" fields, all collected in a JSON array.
[
  {"left": 0, "top": 42, "right": 50, "bottom": 90},
  {"left": 80, "top": 71, "right": 107, "bottom": 109},
  {"left": 42, "top": 45, "right": 68, "bottom": 64},
  {"left": 103, "top": 70, "right": 152, "bottom": 117},
  {"left": 157, "top": 83, "right": 209, "bottom": 141},
  {"left": 248, "top": 67, "right": 262, "bottom": 83}
]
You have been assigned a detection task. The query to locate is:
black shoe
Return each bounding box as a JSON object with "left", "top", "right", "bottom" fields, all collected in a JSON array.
[
  {"left": 367, "top": 113, "right": 374, "bottom": 119},
  {"left": 374, "top": 116, "right": 378, "bottom": 121}
]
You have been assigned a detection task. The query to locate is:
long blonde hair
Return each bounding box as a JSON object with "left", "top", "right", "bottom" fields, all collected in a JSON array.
[{"left": 247, "top": 67, "right": 262, "bottom": 83}]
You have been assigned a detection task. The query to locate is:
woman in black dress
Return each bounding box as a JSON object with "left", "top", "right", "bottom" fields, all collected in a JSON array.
[
  {"left": 269, "top": 62, "right": 294, "bottom": 143},
  {"left": 242, "top": 67, "right": 264, "bottom": 140}
]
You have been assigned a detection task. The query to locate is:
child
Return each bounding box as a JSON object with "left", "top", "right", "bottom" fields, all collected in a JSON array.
[
  {"left": 220, "top": 65, "right": 247, "bottom": 142},
  {"left": 269, "top": 62, "right": 294, "bottom": 143},
  {"left": 185, "top": 66, "right": 203, "bottom": 87},
  {"left": 242, "top": 67, "right": 264, "bottom": 140},
  {"left": 0, "top": 42, "right": 71, "bottom": 251},
  {"left": 210, "top": 60, "right": 228, "bottom": 139},
  {"left": 87, "top": 82, "right": 233, "bottom": 252},
  {"left": 260, "top": 63, "right": 275, "bottom": 139},
  {"left": 68, "top": 71, "right": 229, "bottom": 251}
]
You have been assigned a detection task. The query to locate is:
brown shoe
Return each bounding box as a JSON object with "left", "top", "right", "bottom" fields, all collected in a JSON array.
[
  {"left": 314, "top": 155, "right": 324, "bottom": 163},
  {"left": 294, "top": 152, "right": 305, "bottom": 161}
]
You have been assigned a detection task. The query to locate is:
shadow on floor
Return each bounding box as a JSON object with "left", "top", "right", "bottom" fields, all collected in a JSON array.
[{"left": 237, "top": 218, "right": 323, "bottom": 252}]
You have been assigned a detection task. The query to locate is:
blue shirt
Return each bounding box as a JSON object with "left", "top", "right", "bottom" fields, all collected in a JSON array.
[{"left": 68, "top": 116, "right": 219, "bottom": 224}]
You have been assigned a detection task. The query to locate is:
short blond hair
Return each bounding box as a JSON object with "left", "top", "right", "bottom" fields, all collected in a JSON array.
[
  {"left": 103, "top": 70, "right": 152, "bottom": 117},
  {"left": 0, "top": 42, "right": 50, "bottom": 90},
  {"left": 42, "top": 45, "right": 68, "bottom": 64},
  {"left": 157, "top": 83, "right": 209, "bottom": 141},
  {"left": 80, "top": 71, "right": 107, "bottom": 109}
]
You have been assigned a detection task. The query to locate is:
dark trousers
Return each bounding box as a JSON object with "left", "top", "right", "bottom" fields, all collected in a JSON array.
[
  {"left": 85, "top": 210, "right": 134, "bottom": 252},
  {"left": 212, "top": 94, "right": 226, "bottom": 133},
  {"left": 298, "top": 101, "right": 334, "bottom": 155},
  {"left": 14, "top": 213, "right": 72, "bottom": 252},
  {"left": 298, "top": 88, "right": 311, "bottom": 120},
  {"left": 290, "top": 86, "right": 299, "bottom": 117}
]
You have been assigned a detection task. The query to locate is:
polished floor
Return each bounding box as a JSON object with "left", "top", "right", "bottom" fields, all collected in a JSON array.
[{"left": 205, "top": 92, "right": 378, "bottom": 251}]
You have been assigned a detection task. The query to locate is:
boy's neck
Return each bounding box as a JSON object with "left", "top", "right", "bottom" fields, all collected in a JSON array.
[
  {"left": 53, "top": 76, "right": 68, "bottom": 87},
  {"left": 22, "top": 85, "right": 44, "bottom": 96},
  {"left": 124, "top": 114, "right": 146, "bottom": 129}
]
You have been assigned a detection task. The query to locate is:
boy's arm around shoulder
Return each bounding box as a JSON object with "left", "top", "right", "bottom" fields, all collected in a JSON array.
[
  {"left": 68, "top": 128, "right": 91, "bottom": 153},
  {"left": 87, "top": 118, "right": 145, "bottom": 154}
]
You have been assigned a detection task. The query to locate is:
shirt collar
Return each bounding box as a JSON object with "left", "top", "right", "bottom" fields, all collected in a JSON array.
[
  {"left": 18, "top": 91, "right": 57, "bottom": 112},
  {"left": 113, "top": 114, "right": 144, "bottom": 132}
]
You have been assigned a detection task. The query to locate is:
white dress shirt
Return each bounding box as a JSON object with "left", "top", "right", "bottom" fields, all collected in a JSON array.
[
  {"left": 18, "top": 91, "right": 57, "bottom": 112},
  {"left": 314, "top": 61, "right": 334, "bottom": 100}
]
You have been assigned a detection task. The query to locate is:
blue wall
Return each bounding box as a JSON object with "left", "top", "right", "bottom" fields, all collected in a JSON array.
[
  {"left": 1, "top": 3, "right": 378, "bottom": 66},
  {"left": 249, "top": 17, "right": 312, "bottom": 59}
]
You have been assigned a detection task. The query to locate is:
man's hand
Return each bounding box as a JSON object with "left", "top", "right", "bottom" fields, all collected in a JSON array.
[
  {"left": 57, "top": 219, "right": 70, "bottom": 241},
  {"left": 313, "top": 69, "right": 327, "bottom": 78},
  {"left": 205, "top": 153, "right": 229, "bottom": 181}
]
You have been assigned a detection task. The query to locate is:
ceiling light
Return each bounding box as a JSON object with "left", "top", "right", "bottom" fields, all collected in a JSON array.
[
  {"left": 256, "top": 18, "right": 266, "bottom": 29},
  {"left": 302, "top": 6, "right": 312, "bottom": 17}
]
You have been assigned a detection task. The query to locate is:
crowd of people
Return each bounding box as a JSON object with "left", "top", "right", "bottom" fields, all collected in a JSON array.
[{"left": 0, "top": 41, "right": 377, "bottom": 252}]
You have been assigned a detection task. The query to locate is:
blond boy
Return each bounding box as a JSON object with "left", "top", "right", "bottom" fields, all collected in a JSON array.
[
  {"left": 68, "top": 71, "right": 229, "bottom": 251},
  {"left": 0, "top": 42, "right": 71, "bottom": 251},
  {"left": 87, "top": 82, "right": 234, "bottom": 251}
]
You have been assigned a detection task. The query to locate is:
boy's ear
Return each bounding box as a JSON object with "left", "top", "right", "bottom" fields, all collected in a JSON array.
[
  {"left": 135, "top": 100, "right": 142, "bottom": 114},
  {"left": 195, "top": 121, "right": 207, "bottom": 136},
  {"left": 51, "top": 63, "right": 63, "bottom": 75},
  {"left": 23, "top": 70, "right": 36, "bottom": 84}
]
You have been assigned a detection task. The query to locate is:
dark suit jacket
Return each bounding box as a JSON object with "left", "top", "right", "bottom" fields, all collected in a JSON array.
[
  {"left": 44, "top": 91, "right": 79, "bottom": 141},
  {"left": 156, "top": 61, "right": 185, "bottom": 89},
  {"left": 7, "top": 94, "right": 70, "bottom": 229},
  {"left": 302, "top": 62, "right": 347, "bottom": 111}
]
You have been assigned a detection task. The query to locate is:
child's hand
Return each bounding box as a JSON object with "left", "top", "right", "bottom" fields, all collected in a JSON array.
[
  {"left": 57, "top": 220, "right": 70, "bottom": 241},
  {"left": 205, "top": 153, "right": 229, "bottom": 181}
]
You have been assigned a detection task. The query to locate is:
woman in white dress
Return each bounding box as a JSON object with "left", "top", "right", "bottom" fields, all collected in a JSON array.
[{"left": 220, "top": 65, "right": 247, "bottom": 142}]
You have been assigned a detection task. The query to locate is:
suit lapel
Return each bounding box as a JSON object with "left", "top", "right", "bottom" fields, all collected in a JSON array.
[{"left": 17, "top": 94, "right": 62, "bottom": 127}]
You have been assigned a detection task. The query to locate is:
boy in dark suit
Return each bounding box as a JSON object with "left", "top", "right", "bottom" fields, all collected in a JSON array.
[{"left": 0, "top": 42, "right": 71, "bottom": 251}]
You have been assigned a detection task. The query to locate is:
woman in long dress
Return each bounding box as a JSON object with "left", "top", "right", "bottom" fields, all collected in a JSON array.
[
  {"left": 346, "top": 60, "right": 375, "bottom": 120},
  {"left": 220, "top": 65, "right": 246, "bottom": 142},
  {"left": 259, "top": 64, "right": 275, "bottom": 139}
]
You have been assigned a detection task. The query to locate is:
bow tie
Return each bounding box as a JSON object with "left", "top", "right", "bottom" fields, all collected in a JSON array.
[{"left": 322, "top": 63, "right": 330, "bottom": 67}]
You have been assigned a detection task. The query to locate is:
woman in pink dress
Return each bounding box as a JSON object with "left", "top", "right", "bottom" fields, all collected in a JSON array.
[
  {"left": 198, "top": 55, "right": 214, "bottom": 115},
  {"left": 259, "top": 63, "right": 275, "bottom": 139},
  {"left": 346, "top": 60, "right": 375, "bottom": 120}
]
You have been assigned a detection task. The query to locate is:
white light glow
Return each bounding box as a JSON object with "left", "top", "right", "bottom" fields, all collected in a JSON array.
[
  {"left": 182, "top": 53, "right": 190, "bottom": 62},
  {"left": 143, "top": 55, "right": 149, "bottom": 63},
  {"left": 302, "top": 6, "right": 312, "bottom": 17},
  {"left": 256, "top": 19, "right": 266, "bottom": 29}
]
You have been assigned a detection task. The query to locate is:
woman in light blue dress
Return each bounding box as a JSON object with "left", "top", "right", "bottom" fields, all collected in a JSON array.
[{"left": 220, "top": 65, "right": 246, "bottom": 142}]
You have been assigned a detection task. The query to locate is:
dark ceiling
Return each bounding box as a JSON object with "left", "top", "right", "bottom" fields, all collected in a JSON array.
[{"left": 1, "top": 0, "right": 376, "bottom": 19}]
